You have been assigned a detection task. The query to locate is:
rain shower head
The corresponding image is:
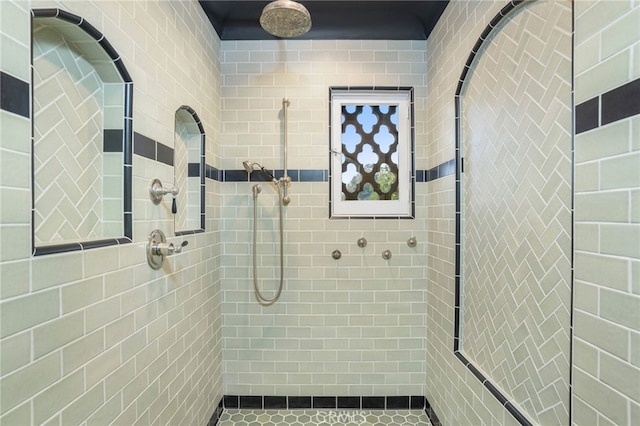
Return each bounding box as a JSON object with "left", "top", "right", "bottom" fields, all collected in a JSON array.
[{"left": 259, "top": 0, "right": 312, "bottom": 38}]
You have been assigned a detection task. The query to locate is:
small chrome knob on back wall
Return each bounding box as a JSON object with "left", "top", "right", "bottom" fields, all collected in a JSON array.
[{"left": 382, "top": 249, "right": 392, "bottom": 260}]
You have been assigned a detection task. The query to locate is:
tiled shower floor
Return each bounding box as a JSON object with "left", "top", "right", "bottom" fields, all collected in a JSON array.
[{"left": 218, "top": 409, "right": 432, "bottom": 425}]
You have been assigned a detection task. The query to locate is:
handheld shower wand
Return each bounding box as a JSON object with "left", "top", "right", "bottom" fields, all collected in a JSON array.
[{"left": 243, "top": 160, "right": 278, "bottom": 185}]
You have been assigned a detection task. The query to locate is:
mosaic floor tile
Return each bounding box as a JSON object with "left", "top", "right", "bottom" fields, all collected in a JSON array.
[{"left": 218, "top": 409, "right": 431, "bottom": 425}]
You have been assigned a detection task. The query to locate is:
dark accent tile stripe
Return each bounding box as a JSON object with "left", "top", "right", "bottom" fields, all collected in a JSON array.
[
  {"left": 601, "top": 78, "right": 640, "bottom": 126},
  {"left": 54, "top": 9, "right": 82, "bottom": 25},
  {"left": 33, "top": 243, "right": 82, "bottom": 256},
  {"left": 264, "top": 396, "right": 287, "bottom": 409},
  {"left": 175, "top": 229, "right": 204, "bottom": 236},
  {"left": 225, "top": 169, "right": 250, "bottom": 182},
  {"left": 99, "top": 37, "right": 119, "bottom": 61},
  {"left": 124, "top": 84, "right": 134, "bottom": 118},
  {"left": 337, "top": 396, "right": 360, "bottom": 409},
  {"left": 576, "top": 78, "right": 640, "bottom": 134},
  {"left": 187, "top": 163, "right": 200, "bottom": 177},
  {"left": 425, "top": 400, "right": 443, "bottom": 426},
  {"left": 299, "top": 169, "right": 326, "bottom": 182},
  {"left": 206, "top": 164, "right": 221, "bottom": 181},
  {"left": 80, "top": 239, "right": 120, "bottom": 250},
  {"left": 0, "top": 72, "right": 30, "bottom": 118},
  {"left": 288, "top": 396, "right": 312, "bottom": 409},
  {"left": 30, "top": 8, "right": 58, "bottom": 18},
  {"left": 103, "top": 129, "right": 123, "bottom": 152},
  {"left": 362, "top": 396, "right": 385, "bottom": 409},
  {"left": 79, "top": 19, "right": 102, "bottom": 41},
  {"left": 410, "top": 395, "right": 425, "bottom": 410},
  {"left": 214, "top": 394, "right": 441, "bottom": 424},
  {"left": 423, "top": 159, "right": 456, "bottom": 183},
  {"left": 223, "top": 395, "right": 238, "bottom": 409},
  {"left": 387, "top": 396, "right": 409, "bottom": 409},
  {"left": 156, "top": 142, "right": 173, "bottom": 166},
  {"left": 312, "top": 396, "right": 336, "bottom": 409},
  {"left": 123, "top": 166, "right": 132, "bottom": 213},
  {"left": 124, "top": 212, "right": 132, "bottom": 239},
  {"left": 33, "top": 237, "right": 133, "bottom": 256},
  {"left": 575, "top": 97, "right": 599, "bottom": 133},
  {"left": 239, "top": 395, "right": 262, "bottom": 409},
  {"left": 133, "top": 132, "right": 174, "bottom": 166},
  {"left": 123, "top": 119, "right": 133, "bottom": 165},
  {"left": 134, "top": 132, "right": 156, "bottom": 160}
]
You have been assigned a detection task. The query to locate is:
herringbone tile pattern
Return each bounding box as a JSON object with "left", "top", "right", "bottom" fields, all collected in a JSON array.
[
  {"left": 459, "top": 2, "right": 572, "bottom": 425},
  {"left": 32, "top": 23, "right": 105, "bottom": 245}
]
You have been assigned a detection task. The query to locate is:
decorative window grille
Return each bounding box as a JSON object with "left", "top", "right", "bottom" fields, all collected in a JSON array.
[{"left": 330, "top": 88, "right": 414, "bottom": 218}]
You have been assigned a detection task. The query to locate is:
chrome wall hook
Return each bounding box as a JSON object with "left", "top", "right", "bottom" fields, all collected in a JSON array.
[
  {"left": 382, "top": 249, "right": 392, "bottom": 260},
  {"left": 357, "top": 237, "right": 367, "bottom": 248},
  {"left": 407, "top": 236, "right": 417, "bottom": 248},
  {"left": 332, "top": 249, "right": 342, "bottom": 260}
]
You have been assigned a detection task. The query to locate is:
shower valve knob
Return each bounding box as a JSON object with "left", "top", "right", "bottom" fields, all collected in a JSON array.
[
  {"left": 149, "top": 178, "right": 179, "bottom": 205},
  {"left": 146, "top": 229, "right": 188, "bottom": 269}
]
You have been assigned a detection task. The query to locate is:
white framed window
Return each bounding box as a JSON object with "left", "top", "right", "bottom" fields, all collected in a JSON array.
[{"left": 329, "top": 87, "right": 414, "bottom": 218}]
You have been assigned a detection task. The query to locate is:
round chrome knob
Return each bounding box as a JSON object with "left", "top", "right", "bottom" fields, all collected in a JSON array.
[
  {"left": 332, "top": 250, "right": 342, "bottom": 260},
  {"left": 382, "top": 249, "right": 392, "bottom": 260}
]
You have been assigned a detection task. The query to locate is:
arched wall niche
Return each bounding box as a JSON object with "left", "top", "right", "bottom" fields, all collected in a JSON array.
[
  {"left": 174, "top": 105, "right": 205, "bottom": 235},
  {"left": 31, "top": 8, "right": 132, "bottom": 255},
  {"left": 453, "top": 1, "right": 573, "bottom": 425}
]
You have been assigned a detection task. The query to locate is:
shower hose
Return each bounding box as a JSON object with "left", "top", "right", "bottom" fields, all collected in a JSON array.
[{"left": 251, "top": 182, "right": 284, "bottom": 305}]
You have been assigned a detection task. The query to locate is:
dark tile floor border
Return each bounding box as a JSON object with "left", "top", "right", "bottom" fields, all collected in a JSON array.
[{"left": 209, "top": 395, "right": 441, "bottom": 425}]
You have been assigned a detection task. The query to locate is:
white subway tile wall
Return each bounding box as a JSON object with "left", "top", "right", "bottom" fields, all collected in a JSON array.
[
  {"left": 219, "top": 39, "right": 428, "bottom": 396},
  {"left": 0, "top": 0, "right": 638, "bottom": 425},
  {"left": 221, "top": 40, "right": 426, "bottom": 395},
  {"left": 0, "top": 1, "right": 222, "bottom": 425},
  {"left": 573, "top": 1, "right": 640, "bottom": 425}
]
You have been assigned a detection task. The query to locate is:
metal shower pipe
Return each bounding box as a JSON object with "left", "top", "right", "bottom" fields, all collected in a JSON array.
[{"left": 282, "top": 97, "right": 291, "bottom": 205}]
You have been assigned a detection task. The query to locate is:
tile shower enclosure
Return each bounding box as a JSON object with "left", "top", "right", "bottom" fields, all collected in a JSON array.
[{"left": 0, "top": 1, "right": 638, "bottom": 426}]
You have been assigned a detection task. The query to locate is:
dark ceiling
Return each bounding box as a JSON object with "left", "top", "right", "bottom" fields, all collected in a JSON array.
[{"left": 198, "top": 1, "right": 450, "bottom": 40}]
